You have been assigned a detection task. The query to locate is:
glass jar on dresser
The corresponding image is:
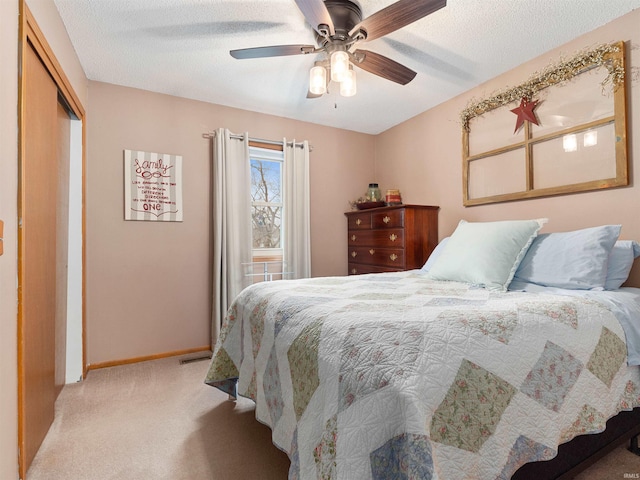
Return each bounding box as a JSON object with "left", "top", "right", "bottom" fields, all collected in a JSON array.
[{"left": 344, "top": 204, "right": 439, "bottom": 275}]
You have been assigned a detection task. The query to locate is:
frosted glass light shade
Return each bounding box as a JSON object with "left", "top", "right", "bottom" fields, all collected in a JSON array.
[
  {"left": 340, "top": 68, "right": 356, "bottom": 97},
  {"left": 309, "top": 66, "right": 326, "bottom": 95},
  {"left": 331, "top": 51, "right": 349, "bottom": 82}
]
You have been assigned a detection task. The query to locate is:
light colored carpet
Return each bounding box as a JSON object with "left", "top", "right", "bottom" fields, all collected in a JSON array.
[
  {"left": 27, "top": 355, "right": 290, "bottom": 480},
  {"left": 27, "top": 354, "right": 638, "bottom": 479}
]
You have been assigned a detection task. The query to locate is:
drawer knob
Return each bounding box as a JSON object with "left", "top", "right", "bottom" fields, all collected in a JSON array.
[
  {"left": 383, "top": 215, "right": 390, "bottom": 224},
  {"left": 390, "top": 253, "right": 398, "bottom": 261},
  {"left": 351, "top": 268, "right": 357, "bottom": 274},
  {"left": 356, "top": 219, "right": 362, "bottom": 226},
  {"left": 351, "top": 251, "right": 358, "bottom": 258},
  {"left": 389, "top": 234, "right": 397, "bottom": 242},
  {"left": 369, "top": 249, "right": 375, "bottom": 255},
  {"left": 351, "top": 234, "right": 357, "bottom": 241}
]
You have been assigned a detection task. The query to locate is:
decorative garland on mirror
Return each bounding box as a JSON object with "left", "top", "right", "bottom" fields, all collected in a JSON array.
[{"left": 460, "top": 42, "right": 624, "bottom": 131}]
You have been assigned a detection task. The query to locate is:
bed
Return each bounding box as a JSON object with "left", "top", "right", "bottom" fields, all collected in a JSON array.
[{"left": 205, "top": 220, "right": 640, "bottom": 479}]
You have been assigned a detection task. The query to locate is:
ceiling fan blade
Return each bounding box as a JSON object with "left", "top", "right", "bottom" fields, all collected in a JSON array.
[
  {"left": 230, "top": 44, "right": 315, "bottom": 59},
  {"left": 350, "top": 0, "right": 446, "bottom": 42},
  {"left": 295, "top": 0, "right": 335, "bottom": 36},
  {"left": 353, "top": 49, "right": 417, "bottom": 85}
]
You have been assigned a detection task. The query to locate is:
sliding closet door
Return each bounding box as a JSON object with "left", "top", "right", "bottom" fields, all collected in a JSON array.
[
  {"left": 19, "top": 41, "right": 67, "bottom": 476},
  {"left": 19, "top": 4, "right": 86, "bottom": 477}
]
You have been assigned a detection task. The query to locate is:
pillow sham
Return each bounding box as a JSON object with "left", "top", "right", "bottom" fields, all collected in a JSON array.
[
  {"left": 512, "top": 225, "right": 621, "bottom": 290},
  {"left": 426, "top": 218, "right": 546, "bottom": 291},
  {"left": 421, "top": 237, "right": 450, "bottom": 272},
  {"left": 604, "top": 240, "right": 640, "bottom": 290}
]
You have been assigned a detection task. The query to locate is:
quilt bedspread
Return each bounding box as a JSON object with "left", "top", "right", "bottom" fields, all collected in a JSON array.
[{"left": 205, "top": 271, "right": 640, "bottom": 479}]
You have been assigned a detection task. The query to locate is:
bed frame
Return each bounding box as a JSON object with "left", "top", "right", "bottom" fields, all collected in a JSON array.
[{"left": 513, "top": 407, "right": 640, "bottom": 479}]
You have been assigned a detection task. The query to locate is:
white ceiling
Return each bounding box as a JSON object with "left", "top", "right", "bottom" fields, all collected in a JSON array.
[{"left": 53, "top": 0, "right": 640, "bottom": 135}]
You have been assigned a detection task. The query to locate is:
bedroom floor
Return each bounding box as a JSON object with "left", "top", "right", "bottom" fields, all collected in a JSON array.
[
  {"left": 26, "top": 354, "right": 290, "bottom": 479},
  {"left": 26, "top": 354, "right": 638, "bottom": 479}
]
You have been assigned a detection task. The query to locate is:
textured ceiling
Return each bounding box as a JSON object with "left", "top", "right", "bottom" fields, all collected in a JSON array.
[{"left": 53, "top": 0, "right": 640, "bottom": 134}]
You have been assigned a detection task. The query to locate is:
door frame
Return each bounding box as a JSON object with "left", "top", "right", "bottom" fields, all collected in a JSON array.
[{"left": 17, "top": 3, "right": 86, "bottom": 478}]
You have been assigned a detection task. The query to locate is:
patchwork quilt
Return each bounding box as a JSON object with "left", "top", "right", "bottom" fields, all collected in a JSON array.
[{"left": 205, "top": 271, "right": 640, "bottom": 479}]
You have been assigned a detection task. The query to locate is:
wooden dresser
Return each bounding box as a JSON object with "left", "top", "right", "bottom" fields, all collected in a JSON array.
[{"left": 345, "top": 204, "right": 439, "bottom": 275}]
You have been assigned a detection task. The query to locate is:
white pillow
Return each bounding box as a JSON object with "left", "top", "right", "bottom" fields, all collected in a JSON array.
[
  {"left": 513, "top": 225, "right": 621, "bottom": 290},
  {"left": 421, "top": 237, "right": 450, "bottom": 272},
  {"left": 426, "top": 219, "right": 547, "bottom": 291}
]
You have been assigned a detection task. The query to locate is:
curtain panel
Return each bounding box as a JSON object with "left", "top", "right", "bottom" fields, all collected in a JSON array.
[
  {"left": 211, "top": 128, "right": 252, "bottom": 345},
  {"left": 283, "top": 139, "right": 311, "bottom": 279}
]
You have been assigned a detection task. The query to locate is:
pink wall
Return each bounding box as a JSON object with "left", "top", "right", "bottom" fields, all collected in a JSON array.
[
  {"left": 375, "top": 9, "right": 640, "bottom": 283},
  {"left": 86, "top": 81, "right": 375, "bottom": 365}
]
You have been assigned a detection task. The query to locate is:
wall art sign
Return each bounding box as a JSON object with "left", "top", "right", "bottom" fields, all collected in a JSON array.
[{"left": 124, "top": 149, "right": 183, "bottom": 221}]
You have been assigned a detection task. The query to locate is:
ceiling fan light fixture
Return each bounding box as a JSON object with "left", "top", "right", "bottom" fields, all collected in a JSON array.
[
  {"left": 330, "top": 50, "right": 349, "bottom": 82},
  {"left": 229, "top": 0, "right": 447, "bottom": 99},
  {"left": 340, "top": 68, "right": 356, "bottom": 97},
  {"left": 309, "top": 65, "right": 327, "bottom": 95}
]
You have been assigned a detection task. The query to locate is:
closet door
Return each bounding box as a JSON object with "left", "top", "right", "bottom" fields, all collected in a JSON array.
[
  {"left": 19, "top": 6, "right": 85, "bottom": 477},
  {"left": 19, "top": 41, "right": 68, "bottom": 476}
]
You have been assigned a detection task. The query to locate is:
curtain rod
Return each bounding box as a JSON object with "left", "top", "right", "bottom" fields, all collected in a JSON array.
[{"left": 202, "top": 132, "right": 313, "bottom": 151}]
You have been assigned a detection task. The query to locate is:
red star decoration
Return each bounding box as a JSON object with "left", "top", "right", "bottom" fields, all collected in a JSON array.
[{"left": 510, "top": 97, "right": 540, "bottom": 133}]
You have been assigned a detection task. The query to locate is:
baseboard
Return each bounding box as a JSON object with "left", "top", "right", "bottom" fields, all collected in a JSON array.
[{"left": 87, "top": 346, "right": 212, "bottom": 371}]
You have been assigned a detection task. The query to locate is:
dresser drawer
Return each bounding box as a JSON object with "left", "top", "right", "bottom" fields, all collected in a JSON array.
[
  {"left": 347, "top": 212, "right": 372, "bottom": 230},
  {"left": 372, "top": 209, "right": 404, "bottom": 228},
  {"left": 348, "top": 263, "right": 403, "bottom": 275},
  {"left": 348, "top": 229, "right": 404, "bottom": 247},
  {"left": 348, "top": 247, "right": 405, "bottom": 268}
]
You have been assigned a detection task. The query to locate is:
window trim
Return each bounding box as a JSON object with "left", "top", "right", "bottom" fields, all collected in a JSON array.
[{"left": 249, "top": 143, "right": 284, "bottom": 252}]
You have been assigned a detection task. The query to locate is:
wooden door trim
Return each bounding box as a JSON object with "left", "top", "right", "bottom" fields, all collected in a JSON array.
[
  {"left": 18, "top": 2, "right": 87, "bottom": 478},
  {"left": 21, "top": 5, "right": 85, "bottom": 118}
]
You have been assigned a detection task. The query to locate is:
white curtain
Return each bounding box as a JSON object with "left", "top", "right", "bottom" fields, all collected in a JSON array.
[
  {"left": 211, "top": 128, "right": 251, "bottom": 345},
  {"left": 283, "top": 138, "right": 311, "bottom": 279}
]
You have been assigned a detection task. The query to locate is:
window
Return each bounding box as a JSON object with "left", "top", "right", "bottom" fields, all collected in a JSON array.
[
  {"left": 250, "top": 145, "right": 283, "bottom": 250},
  {"left": 462, "top": 42, "right": 628, "bottom": 206},
  {"left": 247, "top": 143, "right": 286, "bottom": 284}
]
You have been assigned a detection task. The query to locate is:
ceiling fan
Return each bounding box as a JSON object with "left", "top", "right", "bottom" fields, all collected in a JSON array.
[{"left": 229, "top": 0, "right": 447, "bottom": 98}]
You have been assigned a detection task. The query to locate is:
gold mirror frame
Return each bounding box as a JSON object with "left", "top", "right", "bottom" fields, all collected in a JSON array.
[{"left": 462, "top": 41, "right": 628, "bottom": 207}]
